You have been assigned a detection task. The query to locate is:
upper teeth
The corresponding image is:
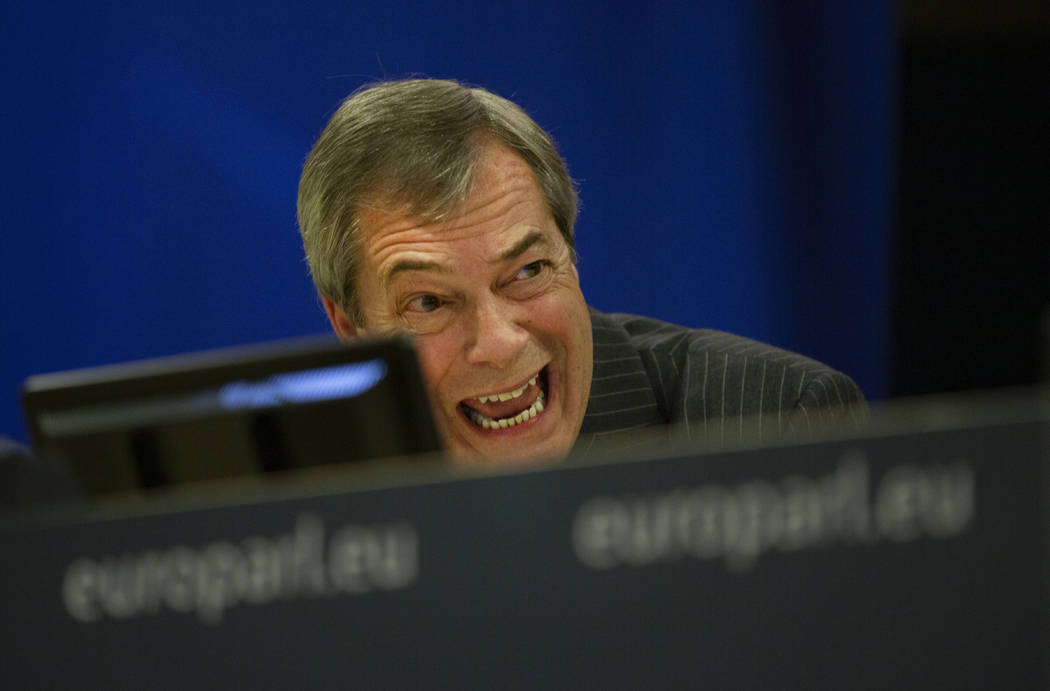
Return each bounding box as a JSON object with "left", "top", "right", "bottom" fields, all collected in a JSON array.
[
  {"left": 475, "top": 376, "right": 537, "bottom": 404},
  {"left": 466, "top": 389, "right": 546, "bottom": 430}
]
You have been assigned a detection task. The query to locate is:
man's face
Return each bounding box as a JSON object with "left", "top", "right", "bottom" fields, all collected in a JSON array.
[{"left": 325, "top": 143, "right": 593, "bottom": 465}]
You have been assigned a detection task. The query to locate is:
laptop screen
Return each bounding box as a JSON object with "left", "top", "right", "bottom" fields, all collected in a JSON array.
[{"left": 21, "top": 336, "right": 442, "bottom": 498}]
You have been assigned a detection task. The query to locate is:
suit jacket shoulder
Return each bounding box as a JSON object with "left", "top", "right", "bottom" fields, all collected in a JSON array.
[{"left": 580, "top": 309, "right": 867, "bottom": 450}]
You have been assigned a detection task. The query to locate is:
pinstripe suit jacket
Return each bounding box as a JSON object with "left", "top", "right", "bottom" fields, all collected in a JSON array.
[{"left": 575, "top": 309, "right": 868, "bottom": 453}]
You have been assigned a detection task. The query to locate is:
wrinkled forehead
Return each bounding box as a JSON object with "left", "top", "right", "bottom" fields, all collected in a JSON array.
[{"left": 362, "top": 169, "right": 560, "bottom": 267}]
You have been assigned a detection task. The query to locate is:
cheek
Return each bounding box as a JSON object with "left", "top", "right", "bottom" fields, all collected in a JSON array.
[
  {"left": 414, "top": 334, "right": 461, "bottom": 401},
  {"left": 532, "top": 291, "right": 587, "bottom": 344}
]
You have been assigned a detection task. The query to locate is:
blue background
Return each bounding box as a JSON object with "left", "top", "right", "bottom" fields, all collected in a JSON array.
[{"left": 1, "top": 2, "right": 892, "bottom": 442}]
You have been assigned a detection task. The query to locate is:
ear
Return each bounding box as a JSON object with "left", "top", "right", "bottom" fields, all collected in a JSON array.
[{"left": 321, "top": 297, "right": 358, "bottom": 342}]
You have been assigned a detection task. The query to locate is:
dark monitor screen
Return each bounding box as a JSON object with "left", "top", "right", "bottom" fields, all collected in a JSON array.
[{"left": 20, "top": 336, "right": 442, "bottom": 498}]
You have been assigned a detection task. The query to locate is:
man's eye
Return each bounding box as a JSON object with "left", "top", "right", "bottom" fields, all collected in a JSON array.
[
  {"left": 516, "top": 260, "right": 548, "bottom": 280},
  {"left": 406, "top": 295, "right": 443, "bottom": 313}
]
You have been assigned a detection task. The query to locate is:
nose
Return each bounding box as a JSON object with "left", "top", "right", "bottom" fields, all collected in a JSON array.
[{"left": 463, "top": 294, "right": 529, "bottom": 368}]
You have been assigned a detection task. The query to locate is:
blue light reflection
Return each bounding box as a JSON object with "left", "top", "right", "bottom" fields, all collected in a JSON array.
[{"left": 217, "top": 359, "right": 388, "bottom": 410}]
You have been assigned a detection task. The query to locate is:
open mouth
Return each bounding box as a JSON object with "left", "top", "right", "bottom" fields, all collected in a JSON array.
[{"left": 458, "top": 366, "right": 549, "bottom": 431}]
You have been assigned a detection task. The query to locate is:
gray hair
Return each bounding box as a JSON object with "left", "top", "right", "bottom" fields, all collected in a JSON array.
[{"left": 297, "top": 78, "right": 578, "bottom": 324}]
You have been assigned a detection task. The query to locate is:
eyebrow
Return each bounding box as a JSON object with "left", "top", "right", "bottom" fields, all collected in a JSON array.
[
  {"left": 382, "top": 231, "right": 551, "bottom": 285},
  {"left": 383, "top": 259, "right": 454, "bottom": 284},
  {"left": 492, "top": 231, "right": 550, "bottom": 264}
]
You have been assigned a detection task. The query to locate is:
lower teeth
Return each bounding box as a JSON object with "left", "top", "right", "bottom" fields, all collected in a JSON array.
[{"left": 468, "top": 389, "right": 545, "bottom": 430}]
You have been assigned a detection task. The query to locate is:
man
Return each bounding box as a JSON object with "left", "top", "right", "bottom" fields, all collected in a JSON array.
[{"left": 297, "top": 79, "right": 866, "bottom": 465}]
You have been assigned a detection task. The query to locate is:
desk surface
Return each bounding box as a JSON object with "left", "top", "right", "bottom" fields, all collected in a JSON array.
[{"left": 2, "top": 402, "right": 1048, "bottom": 690}]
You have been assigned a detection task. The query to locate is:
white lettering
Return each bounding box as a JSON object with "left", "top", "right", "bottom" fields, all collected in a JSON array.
[
  {"left": 572, "top": 454, "right": 977, "bottom": 572},
  {"left": 61, "top": 513, "right": 419, "bottom": 625},
  {"left": 62, "top": 559, "right": 100, "bottom": 622}
]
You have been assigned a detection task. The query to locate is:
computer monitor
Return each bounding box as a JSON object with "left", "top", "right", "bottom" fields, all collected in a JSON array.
[{"left": 20, "top": 336, "right": 442, "bottom": 498}]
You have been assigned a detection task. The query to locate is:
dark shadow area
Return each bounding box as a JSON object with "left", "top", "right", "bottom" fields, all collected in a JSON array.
[{"left": 892, "top": 2, "right": 1050, "bottom": 396}]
